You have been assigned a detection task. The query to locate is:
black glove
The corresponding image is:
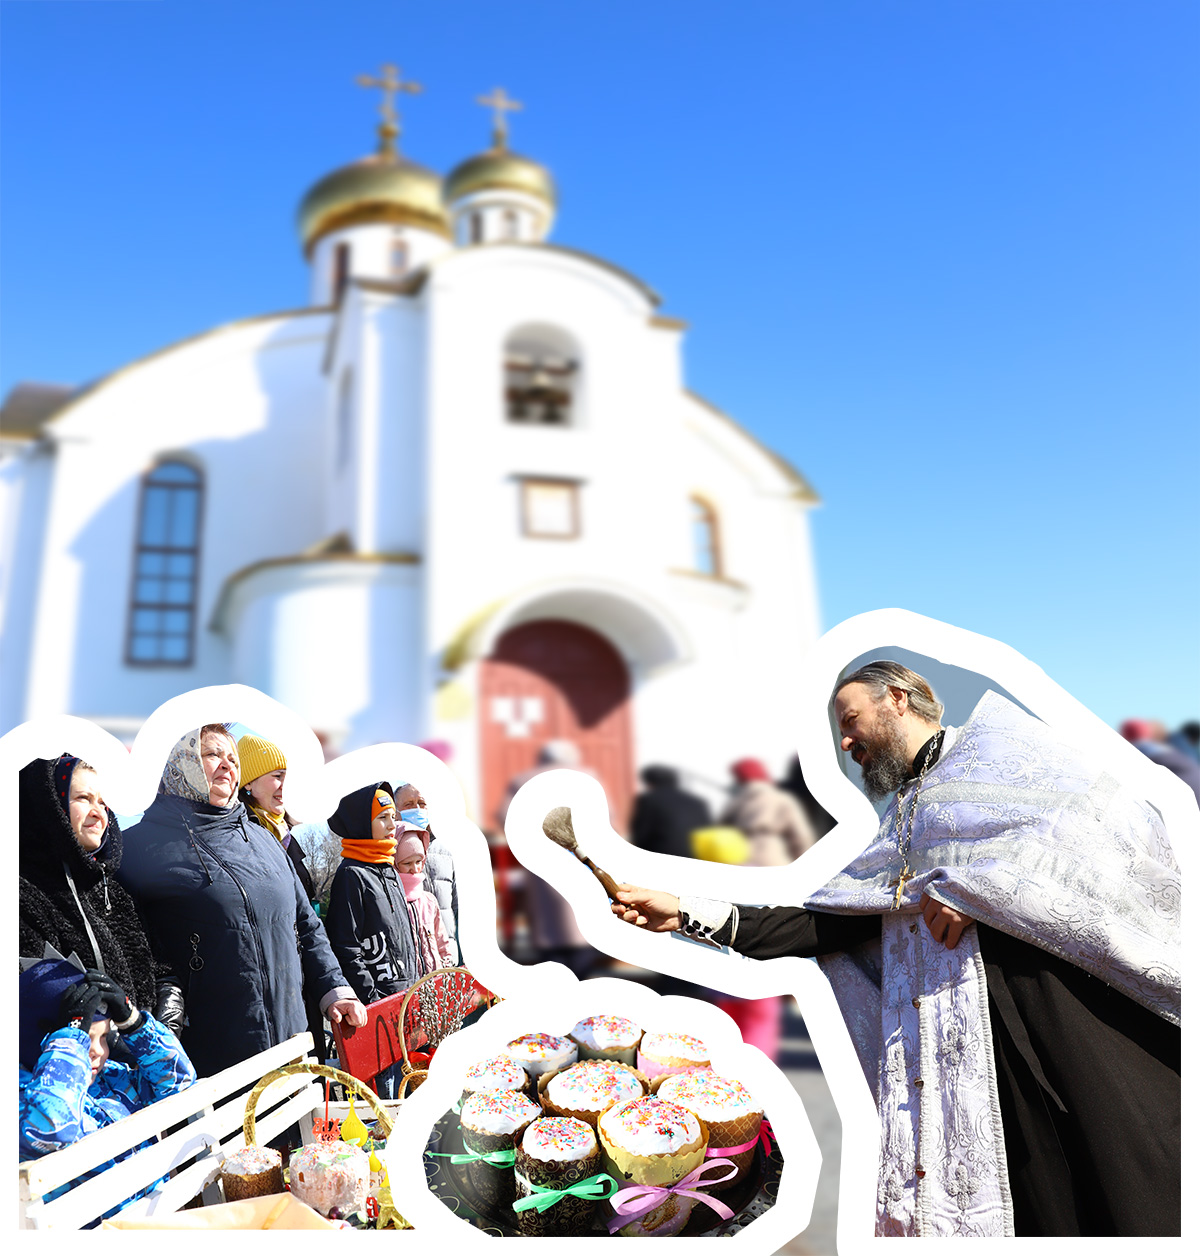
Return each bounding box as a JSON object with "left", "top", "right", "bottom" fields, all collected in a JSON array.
[
  {"left": 60, "top": 980, "right": 105, "bottom": 1032},
  {"left": 154, "top": 978, "right": 186, "bottom": 1038},
  {"left": 82, "top": 970, "right": 143, "bottom": 1033}
]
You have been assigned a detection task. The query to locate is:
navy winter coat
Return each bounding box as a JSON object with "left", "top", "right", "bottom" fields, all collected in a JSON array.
[
  {"left": 119, "top": 795, "right": 348, "bottom": 1078},
  {"left": 324, "top": 860, "right": 423, "bottom": 1005}
]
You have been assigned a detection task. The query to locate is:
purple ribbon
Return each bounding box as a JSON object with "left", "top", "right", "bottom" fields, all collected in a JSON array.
[{"left": 606, "top": 1158, "right": 738, "bottom": 1234}]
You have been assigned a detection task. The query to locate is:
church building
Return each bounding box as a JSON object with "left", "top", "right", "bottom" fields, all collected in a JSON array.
[{"left": 0, "top": 70, "right": 822, "bottom": 828}]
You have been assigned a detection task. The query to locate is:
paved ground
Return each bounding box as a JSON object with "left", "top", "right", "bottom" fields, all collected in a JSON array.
[{"left": 777, "top": 998, "right": 841, "bottom": 1255}]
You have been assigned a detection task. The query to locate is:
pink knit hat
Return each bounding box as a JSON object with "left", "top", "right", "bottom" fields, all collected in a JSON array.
[{"left": 394, "top": 829, "right": 427, "bottom": 862}]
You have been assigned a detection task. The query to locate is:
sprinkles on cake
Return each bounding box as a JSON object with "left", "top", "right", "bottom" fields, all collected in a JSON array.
[
  {"left": 524, "top": 1116, "right": 597, "bottom": 1160},
  {"left": 461, "top": 1089, "right": 542, "bottom": 1134},
  {"left": 465, "top": 1055, "right": 528, "bottom": 1090},
  {"left": 640, "top": 1032, "right": 709, "bottom": 1062},
  {"left": 572, "top": 1015, "right": 641, "bottom": 1049},
  {"left": 600, "top": 1096, "right": 701, "bottom": 1155},
  {"left": 657, "top": 1072, "right": 760, "bottom": 1118},
  {"left": 548, "top": 1059, "right": 643, "bottom": 1109},
  {"left": 507, "top": 1032, "right": 574, "bottom": 1059}
]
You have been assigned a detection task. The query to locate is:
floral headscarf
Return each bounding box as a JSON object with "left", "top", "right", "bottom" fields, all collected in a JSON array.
[{"left": 159, "top": 727, "right": 238, "bottom": 805}]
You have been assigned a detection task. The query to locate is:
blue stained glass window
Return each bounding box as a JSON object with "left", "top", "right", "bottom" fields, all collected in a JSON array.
[{"left": 126, "top": 460, "right": 202, "bottom": 666}]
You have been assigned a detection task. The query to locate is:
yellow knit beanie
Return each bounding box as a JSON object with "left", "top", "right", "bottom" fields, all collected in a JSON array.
[{"left": 237, "top": 734, "right": 287, "bottom": 787}]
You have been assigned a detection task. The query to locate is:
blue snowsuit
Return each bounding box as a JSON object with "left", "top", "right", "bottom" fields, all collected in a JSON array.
[{"left": 19, "top": 1012, "right": 197, "bottom": 1220}]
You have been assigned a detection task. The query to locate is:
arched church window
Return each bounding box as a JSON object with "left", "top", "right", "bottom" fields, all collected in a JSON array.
[
  {"left": 336, "top": 367, "right": 354, "bottom": 471},
  {"left": 332, "top": 242, "right": 351, "bottom": 302},
  {"left": 470, "top": 212, "right": 484, "bottom": 245},
  {"left": 501, "top": 209, "right": 520, "bottom": 240},
  {"left": 390, "top": 233, "right": 409, "bottom": 277},
  {"left": 126, "top": 460, "right": 203, "bottom": 666},
  {"left": 504, "top": 325, "right": 579, "bottom": 426},
  {"left": 690, "top": 496, "right": 721, "bottom": 577}
]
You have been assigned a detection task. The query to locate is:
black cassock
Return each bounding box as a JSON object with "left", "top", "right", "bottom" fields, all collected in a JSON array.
[{"left": 705, "top": 906, "right": 1180, "bottom": 1236}]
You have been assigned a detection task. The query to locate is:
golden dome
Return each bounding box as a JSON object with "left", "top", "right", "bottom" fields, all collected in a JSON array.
[
  {"left": 297, "top": 152, "right": 450, "bottom": 255},
  {"left": 444, "top": 146, "right": 556, "bottom": 207}
]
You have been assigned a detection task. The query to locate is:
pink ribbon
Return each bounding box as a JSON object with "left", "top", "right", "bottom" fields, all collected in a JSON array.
[
  {"left": 606, "top": 1158, "right": 738, "bottom": 1234},
  {"left": 704, "top": 1117, "right": 775, "bottom": 1159}
]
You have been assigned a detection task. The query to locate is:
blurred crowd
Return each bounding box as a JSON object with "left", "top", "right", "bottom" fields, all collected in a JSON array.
[
  {"left": 496, "top": 745, "right": 837, "bottom": 1065},
  {"left": 1119, "top": 718, "right": 1200, "bottom": 802}
]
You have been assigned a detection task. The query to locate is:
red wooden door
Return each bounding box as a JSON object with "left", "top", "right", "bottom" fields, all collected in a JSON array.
[{"left": 480, "top": 619, "right": 634, "bottom": 833}]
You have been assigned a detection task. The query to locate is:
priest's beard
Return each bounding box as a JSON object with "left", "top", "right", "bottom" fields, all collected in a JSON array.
[{"left": 855, "top": 707, "right": 913, "bottom": 801}]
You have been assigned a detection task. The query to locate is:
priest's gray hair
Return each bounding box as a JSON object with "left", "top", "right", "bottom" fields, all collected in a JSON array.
[{"left": 832, "top": 661, "right": 945, "bottom": 725}]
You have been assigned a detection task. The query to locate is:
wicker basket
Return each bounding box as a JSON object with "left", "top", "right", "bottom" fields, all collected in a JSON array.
[
  {"left": 397, "top": 966, "right": 501, "bottom": 1078},
  {"left": 242, "top": 1062, "right": 394, "bottom": 1148}
]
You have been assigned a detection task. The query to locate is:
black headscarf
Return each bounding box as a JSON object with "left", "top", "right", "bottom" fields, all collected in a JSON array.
[{"left": 18, "top": 757, "right": 159, "bottom": 1009}]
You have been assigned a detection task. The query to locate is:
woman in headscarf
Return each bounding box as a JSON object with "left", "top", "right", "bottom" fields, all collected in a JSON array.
[
  {"left": 18, "top": 754, "right": 181, "bottom": 1032},
  {"left": 118, "top": 724, "right": 365, "bottom": 1077}
]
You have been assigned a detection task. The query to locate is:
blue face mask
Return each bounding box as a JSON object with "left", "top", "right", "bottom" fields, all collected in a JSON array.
[{"left": 399, "top": 807, "right": 429, "bottom": 830}]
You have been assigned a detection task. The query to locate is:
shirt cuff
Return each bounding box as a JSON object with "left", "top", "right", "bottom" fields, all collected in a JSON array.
[
  {"left": 319, "top": 986, "right": 356, "bottom": 1015},
  {"left": 678, "top": 896, "right": 735, "bottom": 947}
]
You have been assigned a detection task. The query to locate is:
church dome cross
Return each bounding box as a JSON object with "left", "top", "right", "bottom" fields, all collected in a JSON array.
[
  {"left": 356, "top": 62, "right": 423, "bottom": 156},
  {"left": 477, "top": 86, "right": 523, "bottom": 152}
]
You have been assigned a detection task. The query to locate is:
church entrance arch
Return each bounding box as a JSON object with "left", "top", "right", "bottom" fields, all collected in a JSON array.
[{"left": 479, "top": 619, "right": 634, "bottom": 833}]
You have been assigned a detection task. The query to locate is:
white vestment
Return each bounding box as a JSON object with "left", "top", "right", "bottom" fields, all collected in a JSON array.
[{"left": 804, "top": 691, "right": 1180, "bottom": 1236}]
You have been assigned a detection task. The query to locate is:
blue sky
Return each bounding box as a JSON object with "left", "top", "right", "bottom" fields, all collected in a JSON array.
[{"left": 2, "top": 0, "right": 1196, "bottom": 729}]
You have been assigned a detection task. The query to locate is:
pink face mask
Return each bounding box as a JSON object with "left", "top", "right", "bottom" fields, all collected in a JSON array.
[{"left": 398, "top": 871, "right": 425, "bottom": 898}]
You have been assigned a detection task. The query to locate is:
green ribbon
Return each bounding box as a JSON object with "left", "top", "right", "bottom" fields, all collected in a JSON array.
[
  {"left": 512, "top": 1172, "right": 618, "bottom": 1215},
  {"left": 430, "top": 1147, "right": 516, "bottom": 1167}
]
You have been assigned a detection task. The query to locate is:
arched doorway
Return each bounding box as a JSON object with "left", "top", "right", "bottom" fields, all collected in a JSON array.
[{"left": 479, "top": 619, "right": 635, "bottom": 832}]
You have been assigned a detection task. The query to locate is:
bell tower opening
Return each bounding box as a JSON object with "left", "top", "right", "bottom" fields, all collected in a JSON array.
[{"left": 503, "top": 324, "right": 579, "bottom": 426}]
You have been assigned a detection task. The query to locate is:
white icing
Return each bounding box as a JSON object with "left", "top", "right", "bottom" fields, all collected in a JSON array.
[
  {"left": 465, "top": 1055, "right": 528, "bottom": 1092},
  {"left": 547, "top": 1060, "right": 643, "bottom": 1112},
  {"left": 657, "top": 1072, "right": 761, "bottom": 1120},
  {"left": 522, "top": 1116, "right": 597, "bottom": 1163},
  {"left": 639, "top": 1032, "right": 710, "bottom": 1064},
  {"left": 460, "top": 1089, "right": 542, "bottom": 1135},
  {"left": 599, "top": 1096, "right": 701, "bottom": 1156},
  {"left": 222, "top": 1146, "right": 281, "bottom": 1175},
  {"left": 570, "top": 1015, "right": 642, "bottom": 1051},
  {"left": 506, "top": 1033, "right": 577, "bottom": 1079},
  {"left": 289, "top": 1141, "right": 367, "bottom": 1217},
  {"left": 506, "top": 1033, "right": 575, "bottom": 1061}
]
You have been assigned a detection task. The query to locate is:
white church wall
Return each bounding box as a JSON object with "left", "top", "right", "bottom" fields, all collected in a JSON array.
[
  {"left": 600, "top": 408, "right": 821, "bottom": 793},
  {"left": 324, "top": 299, "right": 364, "bottom": 545},
  {"left": 224, "top": 558, "right": 422, "bottom": 748},
  {"left": 10, "top": 314, "right": 331, "bottom": 729},
  {"left": 0, "top": 441, "right": 55, "bottom": 731},
  {"left": 364, "top": 294, "right": 429, "bottom": 556}
]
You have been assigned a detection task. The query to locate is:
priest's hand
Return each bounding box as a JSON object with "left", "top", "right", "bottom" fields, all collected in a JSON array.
[
  {"left": 611, "top": 885, "right": 682, "bottom": 932},
  {"left": 328, "top": 998, "right": 367, "bottom": 1027},
  {"left": 920, "top": 893, "right": 975, "bottom": 948}
]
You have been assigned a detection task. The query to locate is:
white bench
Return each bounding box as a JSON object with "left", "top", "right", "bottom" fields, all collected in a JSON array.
[{"left": 19, "top": 1033, "right": 330, "bottom": 1230}]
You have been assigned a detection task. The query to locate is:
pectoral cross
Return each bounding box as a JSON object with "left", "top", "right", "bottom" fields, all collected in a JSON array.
[
  {"left": 889, "top": 863, "right": 913, "bottom": 910},
  {"left": 477, "top": 86, "right": 523, "bottom": 150},
  {"left": 357, "top": 63, "right": 423, "bottom": 154}
]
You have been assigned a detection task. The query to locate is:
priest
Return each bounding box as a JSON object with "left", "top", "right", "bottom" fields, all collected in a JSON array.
[{"left": 612, "top": 661, "right": 1181, "bottom": 1237}]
